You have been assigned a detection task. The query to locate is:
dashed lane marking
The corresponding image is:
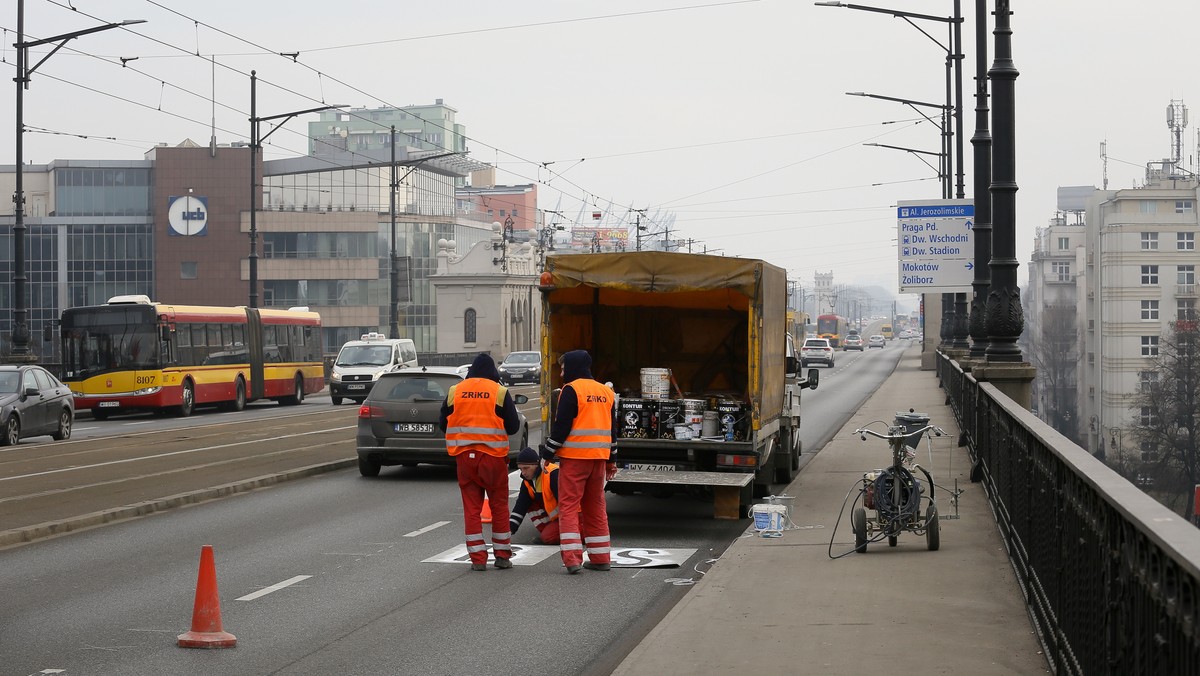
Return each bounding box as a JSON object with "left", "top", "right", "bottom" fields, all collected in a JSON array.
[{"left": 236, "top": 574, "right": 312, "bottom": 601}]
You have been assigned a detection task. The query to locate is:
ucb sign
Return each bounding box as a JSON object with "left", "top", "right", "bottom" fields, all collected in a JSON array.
[{"left": 167, "top": 195, "right": 208, "bottom": 236}]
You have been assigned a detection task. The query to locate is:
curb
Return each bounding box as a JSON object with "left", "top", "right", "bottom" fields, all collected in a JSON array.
[{"left": 0, "top": 458, "right": 357, "bottom": 550}]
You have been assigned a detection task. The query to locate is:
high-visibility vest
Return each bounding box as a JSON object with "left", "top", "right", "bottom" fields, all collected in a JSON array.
[
  {"left": 523, "top": 463, "right": 560, "bottom": 523},
  {"left": 558, "top": 379, "right": 614, "bottom": 460},
  {"left": 445, "top": 378, "right": 510, "bottom": 458}
]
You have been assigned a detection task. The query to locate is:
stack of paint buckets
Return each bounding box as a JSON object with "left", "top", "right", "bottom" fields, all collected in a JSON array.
[{"left": 612, "top": 367, "right": 750, "bottom": 442}]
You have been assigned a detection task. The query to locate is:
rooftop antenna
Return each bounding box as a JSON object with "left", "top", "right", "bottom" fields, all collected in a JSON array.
[
  {"left": 1100, "top": 140, "right": 1108, "bottom": 190},
  {"left": 1167, "top": 99, "right": 1188, "bottom": 168},
  {"left": 209, "top": 55, "right": 216, "bottom": 157}
]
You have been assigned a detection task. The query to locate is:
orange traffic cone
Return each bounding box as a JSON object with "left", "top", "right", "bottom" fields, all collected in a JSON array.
[
  {"left": 481, "top": 500, "right": 493, "bottom": 524},
  {"left": 177, "top": 545, "right": 237, "bottom": 649}
]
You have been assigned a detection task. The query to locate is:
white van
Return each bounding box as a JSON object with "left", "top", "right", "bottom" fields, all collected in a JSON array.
[{"left": 330, "top": 333, "right": 419, "bottom": 405}]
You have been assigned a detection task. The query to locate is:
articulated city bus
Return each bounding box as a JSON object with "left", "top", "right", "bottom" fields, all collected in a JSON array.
[
  {"left": 816, "top": 314, "right": 848, "bottom": 347},
  {"left": 60, "top": 295, "right": 324, "bottom": 418}
]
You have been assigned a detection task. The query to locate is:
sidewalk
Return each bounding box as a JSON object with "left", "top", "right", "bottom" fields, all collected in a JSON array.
[{"left": 613, "top": 347, "right": 1048, "bottom": 675}]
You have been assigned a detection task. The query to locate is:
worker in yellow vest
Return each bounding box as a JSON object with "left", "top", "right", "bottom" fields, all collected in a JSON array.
[
  {"left": 439, "top": 353, "right": 523, "bottom": 571},
  {"left": 540, "top": 350, "right": 617, "bottom": 574}
]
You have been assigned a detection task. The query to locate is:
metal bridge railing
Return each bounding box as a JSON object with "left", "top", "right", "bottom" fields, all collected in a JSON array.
[{"left": 937, "top": 351, "right": 1200, "bottom": 675}]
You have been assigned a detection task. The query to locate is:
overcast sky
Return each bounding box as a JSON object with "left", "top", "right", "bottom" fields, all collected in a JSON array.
[{"left": 2, "top": 1, "right": 1195, "bottom": 307}]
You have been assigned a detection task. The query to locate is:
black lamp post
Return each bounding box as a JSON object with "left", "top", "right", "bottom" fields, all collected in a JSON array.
[
  {"left": 968, "top": 0, "right": 993, "bottom": 359},
  {"left": 248, "top": 70, "right": 345, "bottom": 308},
  {"left": 10, "top": 2, "right": 144, "bottom": 358}
]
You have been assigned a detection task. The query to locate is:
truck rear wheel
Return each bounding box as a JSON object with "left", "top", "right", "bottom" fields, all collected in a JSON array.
[{"left": 774, "top": 431, "right": 797, "bottom": 484}]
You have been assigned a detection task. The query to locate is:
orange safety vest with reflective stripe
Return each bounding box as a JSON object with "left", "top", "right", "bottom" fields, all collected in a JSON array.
[
  {"left": 523, "top": 462, "right": 560, "bottom": 523},
  {"left": 445, "top": 379, "right": 510, "bottom": 458},
  {"left": 558, "top": 379, "right": 614, "bottom": 460}
]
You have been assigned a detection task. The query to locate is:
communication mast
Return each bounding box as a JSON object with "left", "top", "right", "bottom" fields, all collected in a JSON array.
[{"left": 1166, "top": 100, "right": 1188, "bottom": 168}]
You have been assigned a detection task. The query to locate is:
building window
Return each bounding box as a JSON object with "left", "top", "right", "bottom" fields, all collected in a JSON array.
[
  {"left": 1140, "top": 441, "right": 1158, "bottom": 463},
  {"left": 1179, "top": 300, "right": 1197, "bottom": 320},
  {"left": 1051, "top": 261, "right": 1071, "bottom": 281},
  {"left": 1176, "top": 200, "right": 1194, "bottom": 214},
  {"left": 1139, "top": 406, "right": 1157, "bottom": 427},
  {"left": 1139, "top": 370, "right": 1159, "bottom": 393},
  {"left": 1141, "top": 265, "right": 1159, "bottom": 285},
  {"left": 181, "top": 262, "right": 198, "bottom": 279},
  {"left": 1141, "top": 232, "right": 1159, "bottom": 250},
  {"left": 1141, "top": 300, "right": 1159, "bottom": 320},
  {"left": 1140, "top": 200, "right": 1158, "bottom": 215},
  {"left": 1141, "top": 335, "right": 1159, "bottom": 357},
  {"left": 512, "top": 209, "right": 519, "bottom": 218},
  {"left": 1179, "top": 232, "right": 1195, "bottom": 250},
  {"left": 464, "top": 308, "right": 477, "bottom": 344},
  {"left": 1057, "top": 236, "right": 1070, "bottom": 250},
  {"left": 1178, "top": 264, "right": 1196, "bottom": 285}
]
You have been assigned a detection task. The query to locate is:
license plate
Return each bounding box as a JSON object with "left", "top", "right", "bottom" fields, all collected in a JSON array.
[
  {"left": 347, "top": 384, "right": 366, "bottom": 390},
  {"left": 98, "top": 401, "right": 120, "bottom": 408},
  {"left": 394, "top": 423, "right": 434, "bottom": 433},
  {"left": 624, "top": 463, "right": 675, "bottom": 471}
]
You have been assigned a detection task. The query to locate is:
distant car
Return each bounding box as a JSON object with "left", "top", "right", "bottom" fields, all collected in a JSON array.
[
  {"left": 801, "top": 338, "right": 835, "bottom": 368},
  {"left": 0, "top": 365, "right": 74, "bottom": 445},
  {"left": 900, "top": 329, "right": 913, "bottom": 339},
  {"left": 355, "top": 366, "right": 529, "bottom": 477},
  {"left": 497, "top": 351, "right": 541, "bottom": 385},
  {"left": 842, "top": 335, "right": 864, "bottom": 351},
  {"left": 868, "top": 335, "right": 886, "bottom": 349}
]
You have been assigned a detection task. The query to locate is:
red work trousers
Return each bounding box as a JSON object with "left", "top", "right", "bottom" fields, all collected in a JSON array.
[
  {"left": 536, "top": 518, "right": 561, "bottom": 546},
  {"left": 456, "top": 450, "right": 512, "bottom": 565},
  {"left": 556, "top": 457, "right": 611, "bottom": 567}
]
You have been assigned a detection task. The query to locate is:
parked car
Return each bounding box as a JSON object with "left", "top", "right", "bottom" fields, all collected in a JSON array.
[
  {"left": 497, "top": 351, "right": 541, "bottom": 385},
  {"left": 843, "top": 334, "right": 864, "bottom": 351},
  {"left": 868, "top": 334, "right": 886, "bottom": 349},
  {"left": 0, "top": 365, "right": 75, "bottom": 445},
  {"left": 355, "top": 366, "right": 529, "bottom": 476},
  {"left": 455, "top": 364, "right": 471, "bottom": 378},
  {"left": 800, "top": 338, "right": 835, "bottom": 368}
]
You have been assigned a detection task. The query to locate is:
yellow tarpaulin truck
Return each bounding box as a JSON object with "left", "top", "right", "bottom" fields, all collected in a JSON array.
[{"left": 538, "top": 251, "right": 818, "bottom": 519}]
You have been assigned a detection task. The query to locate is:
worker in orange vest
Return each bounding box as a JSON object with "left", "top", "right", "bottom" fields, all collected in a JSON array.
[
  {"left": 439, "top": 353, "right": 523, "bottom": 571},
  {"left": 540, "top": 350, "right": 617, "bottom": 574},
  {"left": 509, "top": 447, "right": 562, "bottom": 545}
]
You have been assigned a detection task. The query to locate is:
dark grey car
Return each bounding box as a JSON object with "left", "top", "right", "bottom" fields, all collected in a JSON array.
[
  {"left": 0, "top": 365, "right": 75, "bottom": 445},
  {"left": 355, "top": 366, "right": 529, "bottom": 477}
]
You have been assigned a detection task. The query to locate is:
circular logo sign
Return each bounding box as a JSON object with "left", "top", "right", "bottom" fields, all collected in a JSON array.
[{"left": 167, "top": 195, "right": 208, "bottom": 236}]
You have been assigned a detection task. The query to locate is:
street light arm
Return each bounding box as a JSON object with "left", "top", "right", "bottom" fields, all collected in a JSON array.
[
  {"left": 900, "top": 16, "right": 949, "bottom": 53},
  {"left": 22, "top": 19, "right": 147, "bottom": 79},
  {"left": 863, "top": 143, "right": 942, "bottom": 176},
  {"left": 256, "top": 104, "right": 346, "bottom": 144},
  {"left": 846, "top": 91, "right": 949, "bottom": 110},
  {"left": 815, "top": 2, "right": 953, "bottom": 24}
]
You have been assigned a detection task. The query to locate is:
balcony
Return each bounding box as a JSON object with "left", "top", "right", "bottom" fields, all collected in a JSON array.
[{"left": 1177, "top": 284, "right": 1198, "bottom": 297}]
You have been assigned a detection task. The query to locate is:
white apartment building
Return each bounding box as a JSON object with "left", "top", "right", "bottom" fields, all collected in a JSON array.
[{"left": 1078, "top": 165, "right": 1200, "bottom": 466}]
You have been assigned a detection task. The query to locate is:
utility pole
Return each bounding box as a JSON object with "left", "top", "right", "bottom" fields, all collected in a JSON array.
[{"left": 389, "top": 125, "right": 399, "bottom": 339}]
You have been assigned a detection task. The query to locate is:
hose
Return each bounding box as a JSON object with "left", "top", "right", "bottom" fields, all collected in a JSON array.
[{"left": 872, "top": 466, "right": 922, "bottom": 526}]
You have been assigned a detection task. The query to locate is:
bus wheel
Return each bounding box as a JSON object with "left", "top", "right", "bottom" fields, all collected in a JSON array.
[
  {"left": 177, "top": 380, "right": 195, "bottom": 417},
  {"left": 281, "top": 375, "right": 304, "bottom": 406},
  {"left": 225, "top": 378, "right": 246, "bottom": 412},
  {"left": 92, "top": 409, "right": 109, "bottom": 421}
]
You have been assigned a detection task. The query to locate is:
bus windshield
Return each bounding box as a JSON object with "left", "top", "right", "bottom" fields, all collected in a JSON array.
[{"left": 61, "top": 305, "right": 160, "bottom": 380}]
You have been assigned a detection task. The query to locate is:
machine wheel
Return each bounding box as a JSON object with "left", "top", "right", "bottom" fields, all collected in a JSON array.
[
  {"left": 852, "top": 507, "right": 868, "bottom": 553},
  {"left": 176, "top": 380, "right": 195, "bottom": 417},
  {"left": 222, "top": 378, "right": 247, "bottom": 412},
  {"left": 281, "top": 375, "right": 304, "bottom": 406},
  {"left": 331, "top": 395, "right": 343, "bottom": 406},
  {"left": 52, "top": 409, "right": 72, "bottom": 441},
  {"left": 358, "top": 455, "right": 381, "bottom": 477},
  {"left": 774, "top": 434, "right": 797, "bottom": 484},
  {"left": 1, "top": 415, "right": 20, "bottom": 446},
  {"left": 926, "top": 504, "right": 940, "bottom": 551},
  {"left": 791, "top": 436, "right": 802, "bottom": 471},
  {"left": 888, "top": 536, "right": 898, "bottom": 548}
]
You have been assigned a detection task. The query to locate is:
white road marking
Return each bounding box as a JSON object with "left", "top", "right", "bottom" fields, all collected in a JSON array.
[
  {"left": 236, "top": 575, "right": 312, "bottom": 601},
  {"left": 403, "top": 521, "right": 451, "bottom": 537}
]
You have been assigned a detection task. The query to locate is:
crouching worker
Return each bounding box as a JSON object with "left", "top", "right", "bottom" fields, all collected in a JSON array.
[{"left": 509, "top": 447, "right": 562, "bottom": 545}]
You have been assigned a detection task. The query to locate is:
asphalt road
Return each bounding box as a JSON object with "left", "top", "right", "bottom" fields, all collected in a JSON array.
[{"left": 0, "top": 346, "right": 908, "bottom": 675}]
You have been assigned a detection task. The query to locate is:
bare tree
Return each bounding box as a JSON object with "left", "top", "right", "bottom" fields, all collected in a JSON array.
[
  {"left": 1129, "top": 319, "right": 1200, "bottom": 519},
  {"left": 1029, "top": 304, "right": 1080, "bottom": 443}
]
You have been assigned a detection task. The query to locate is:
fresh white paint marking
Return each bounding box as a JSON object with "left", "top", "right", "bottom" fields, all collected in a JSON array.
[
  {"left": 236, "top": 575, "right": 311, "bottom": 601},
  {"left": 403, "top": 521, "right": 451, "bottom": 537}
]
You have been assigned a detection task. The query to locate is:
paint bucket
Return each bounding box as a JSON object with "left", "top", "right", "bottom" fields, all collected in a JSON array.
[
  {"left": 701, "top": 410, "right": 719, "bottom": 437},
  {"left": 639, "top": 368, "right": 672, "bottom": 399},
  {"left": 750, "top": 503, "right": 788, "bottom": 536},
  {"left": 673, "top": 424, "right": 694, "bottom": 440},
  {"left": 717, "top": 400, "right": 749, "bottom": 442},
  {"left": 657, "top": 399, "right": 683, "bottom": 439},
  {"left": 682, "top": 399, "right": 706, "bottom": 437},
  {"left": 617, "top": 398, "right": 657, "bottom": 439}
]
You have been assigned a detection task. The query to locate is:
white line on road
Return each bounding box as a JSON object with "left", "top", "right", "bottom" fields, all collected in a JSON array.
[
  {"left": 404, "top": 521, "right": 451, "bottom": 537},
  {"left": 236, "top": 575, "right": 312, "bottom": 601}
]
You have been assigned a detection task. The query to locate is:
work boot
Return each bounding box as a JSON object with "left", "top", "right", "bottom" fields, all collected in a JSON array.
[
  {"left": 471, "top": 563, "right": 487, "bottom": 572},
  {"left": 583, "top": 562, "right": 611, "bottom": 571},
  {"left": 494, "top": 558, "right": 513, "bottom": 569},
  {"left": 565, "top": 564, "right": 583, "bottom": 575}
]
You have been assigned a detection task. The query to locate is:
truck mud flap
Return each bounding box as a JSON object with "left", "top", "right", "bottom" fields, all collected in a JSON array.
[{"left": 609, "top": 469, "right": 753, "bottom": 520}]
